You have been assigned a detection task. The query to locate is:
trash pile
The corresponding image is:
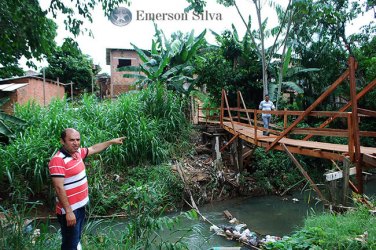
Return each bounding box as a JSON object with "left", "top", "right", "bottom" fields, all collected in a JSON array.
[
  {"left": 210, "top": 212, "right": 282, "bottom": 248},
  {"left": 210, "top": 223, "right": 258, "bottom": 247}
]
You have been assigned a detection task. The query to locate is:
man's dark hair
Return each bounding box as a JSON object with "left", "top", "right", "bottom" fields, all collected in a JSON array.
[{"left": 60, "top": 129, "right": 68, "bottom": 142}]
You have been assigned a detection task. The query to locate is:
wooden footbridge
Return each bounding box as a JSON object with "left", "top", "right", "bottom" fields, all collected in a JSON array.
[{"left": 197, "top": 57, "right": 376, "bottom": 201}]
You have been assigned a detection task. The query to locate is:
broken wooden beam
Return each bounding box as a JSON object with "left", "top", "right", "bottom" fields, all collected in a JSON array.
[{"left": 281, "top": 143, "right": 327, "bottom": 203}]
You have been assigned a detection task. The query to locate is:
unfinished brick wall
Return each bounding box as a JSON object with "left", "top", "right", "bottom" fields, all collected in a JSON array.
[
  {"left": 0, "top": 77, "right": 65, "bottom": 113},
  {"left": 109, "top": 49, "right": 142, "bottom": 95}
]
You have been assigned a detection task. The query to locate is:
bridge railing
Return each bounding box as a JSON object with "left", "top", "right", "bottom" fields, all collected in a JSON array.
[
  {"left": 217, "top": 86, "right": 376, "bottom": 165},
  {"left": 197, "top": 57, "right": 376, "bottom": 194}
]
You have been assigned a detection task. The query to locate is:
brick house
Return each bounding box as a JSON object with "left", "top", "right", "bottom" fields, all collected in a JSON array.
[
  {"left": 106, "top": 48, "right": 143, "bottom": 96},
  {"left": 0, "top": 75, "right": 65, "bottom": 113}
]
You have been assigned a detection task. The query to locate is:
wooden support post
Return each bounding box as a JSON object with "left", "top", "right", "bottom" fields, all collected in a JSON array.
[
  {"left": 243, "top": 146, "right": 256, "bottom": 168},
  {"left": 237, "top": 91, "right": 241, "bottom": 122},
  {"left": 349, "top": 56, "right": 362, "bottom": 194},
  {"left": 347, "top": 113, "right": 354, "bottom": 161},
  {"left": 343, "top": 158, "right": 350, "bottom": 206},
  {"left": 220, "top": 133, "right": 239, "bottom": 153},
  {"left": 283, "top": 108, "right": 288, "bottom": 129},
  {"left": 237, "top": 138, "right": 243, "bottom": 172},
  {"left": 329, "top": 179, "right": 338, "bottom": 204},
  {"left": 232, "top": 139, "right": 238, "bottom": 170},
  {"left": 220, "top": 90, "right": 224, "bottom": 127},
  {"left": 331, "top": 160, "right": 359, "bottom": 194},
  {"left": 254, "top": 109, "right": 258, "bottom": 144},
  {"left": 70, "top": 81, "right": 74, "bottom": 101},
  {"left": 281, "top": 143, "right": 327, "bottom": 203},
  {"left": 238, "top": 91, "right": 252, "bottom": 126},
  {"left": 223, "top": 90, "right": 236, "bottom": 131}
]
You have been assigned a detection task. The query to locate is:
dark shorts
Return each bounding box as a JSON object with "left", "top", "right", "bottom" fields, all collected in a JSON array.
[{"left": 57, "top": 206, "right": 85, "bottom": 250}]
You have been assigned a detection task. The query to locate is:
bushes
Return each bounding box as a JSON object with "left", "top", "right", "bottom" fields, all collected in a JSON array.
[
  {"left": 87, "top": 165, "right": 184, "bottom": 215},
  {"left": 251, "top": 148, "right": 302, "bottom": 193},
  {"left": 0, "top": 84, "right": 191, "bottom": 205},
  {"left": 264, "top": 205, "right": 376, "bottom": 249}
]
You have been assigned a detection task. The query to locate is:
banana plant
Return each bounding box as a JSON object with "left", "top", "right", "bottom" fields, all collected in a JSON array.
[
  {"left": 269, "top": 47, "right": 320, "bottom": 107},
  {"left": 0, "top": 97, "right": 26, "bottom": 140},
  {"left": 121, "top": 24, "right": 207, "bottom": 95}
]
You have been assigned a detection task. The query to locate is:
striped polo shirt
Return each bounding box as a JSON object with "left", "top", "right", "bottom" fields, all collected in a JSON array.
[
  {"left": 49, "top": 147, "right": 89, "bottom": 214},
  {"left": 259, "top": 100, "right": 275, "bottom": 117}
]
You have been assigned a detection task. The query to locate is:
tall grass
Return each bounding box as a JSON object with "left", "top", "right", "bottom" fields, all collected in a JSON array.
[
  {"left": 264, "top": 204, "right": 376, "bottom": 249},
  {"left": 0, "top": 84, "right": 191, "bottom": 203}
]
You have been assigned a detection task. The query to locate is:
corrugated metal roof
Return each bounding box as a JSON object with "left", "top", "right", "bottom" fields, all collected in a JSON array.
[{"left": 0, "top": 83, "right": 28, "bottom": 91}]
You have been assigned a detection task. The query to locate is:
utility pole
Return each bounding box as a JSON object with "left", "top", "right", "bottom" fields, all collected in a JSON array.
[
  {"left": 91, "top": 64, "right": 96, "bottom": 94},
  {"left": 70, "top": 81, "right": 74, "bottom": 101},
  {"left": 43, "top": 67, "right": 46, "bottom": 106}
]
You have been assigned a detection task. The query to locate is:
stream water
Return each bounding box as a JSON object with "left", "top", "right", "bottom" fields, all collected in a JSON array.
[
  {"left": 122, "top": 179, "right": 375, "bottom": 249},
  {"left": 93, "top": 190, "right": 324, "bottom": 249},
  {"left": 161, "top": 192, "right": 323, "bottom": 249},
  {"left": 47, "top": 179, "right": 376, "bottom": 249}
]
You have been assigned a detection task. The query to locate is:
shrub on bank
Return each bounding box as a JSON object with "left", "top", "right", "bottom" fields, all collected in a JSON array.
[
  {"left": 0, "top": 84, "right": 191, "bottom": 207},
  {"left": 264, "top": 204, "right": 376, "bottom": 249}
]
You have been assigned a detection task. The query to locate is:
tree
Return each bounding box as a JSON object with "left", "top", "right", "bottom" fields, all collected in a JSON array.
[
  {"left": 187, "top": 0, "right": 295, "bottom": 97},
  {"left": 186, "top": 0, "right": 374, "bottom": 101},
  {"left": 195, "top": 27, "right": 264, "bottom": 107},
  {"left": 286, "top": 0, "right": 375, "bottom": 111},
  {"left": 0, "top": 0, "right": 57, "bottom": 77},
  {"left": 0, "top": 0, "right": 130, "bottom": 77},
  {"left": 44, "top": 38, "right": 100, "bottom": 93},
  {"left": 122, "top": 24, "right": 207, "bottom": 95}
]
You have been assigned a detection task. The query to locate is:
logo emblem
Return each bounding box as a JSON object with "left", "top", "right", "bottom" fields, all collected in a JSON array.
[{"left": 109, "top": 7, "right": 132, "bottom": 26}]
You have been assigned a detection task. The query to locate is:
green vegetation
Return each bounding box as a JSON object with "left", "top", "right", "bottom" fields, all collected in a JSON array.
[
  {"left": 122, "top": 24, "right": 206, "bottom": 95},
  {"left": 1, "top": 0, "right": 376, "bottom": 249},
  {"left": 0, "top": 0, "right": 130, "bottom": 76},
  {"left": 0, "top": 98, "right": 26, "bottom": 141},
  {"left": 0, "top": 200, "right": 198, "bottom": 249},
  {"left": 0, "top": 84, "right": 191, "bottom": 206},
  {"left": 251, "top": 148, "right": 302, "bottom": 193},
  {"left": 0, "top": 84, "right": 197, "bottom": 249},
  {"left": 44, "top": 38, "right": 100, "bottom": 92},
  {"left": 264, "top": 203, "right": 376, "bottom": 249}
]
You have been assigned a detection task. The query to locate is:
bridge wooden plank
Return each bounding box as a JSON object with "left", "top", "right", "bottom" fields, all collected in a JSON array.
[
  {"left": 363, "top": 154, "right": 376, "bottom": 167},
  {"left": 222, "top": 122, "right": 376, "bottom": 156}
]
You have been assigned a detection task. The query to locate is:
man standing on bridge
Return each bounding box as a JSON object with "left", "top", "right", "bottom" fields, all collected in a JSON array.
[{"left": 259, "top": 94, "right": 275, "bottom": 136}]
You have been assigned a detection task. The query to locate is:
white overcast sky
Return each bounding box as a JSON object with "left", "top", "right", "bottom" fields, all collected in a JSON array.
[{"left": 33, "top": 0, "right": 373, "bottom": 74}]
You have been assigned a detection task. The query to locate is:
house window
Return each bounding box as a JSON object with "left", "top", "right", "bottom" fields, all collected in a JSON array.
[{"left": 117, "top": 59, "right": 132, "bottom": 69}]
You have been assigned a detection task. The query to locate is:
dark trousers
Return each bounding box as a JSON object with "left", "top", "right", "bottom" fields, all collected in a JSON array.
[{"left": 57, "top": 206, "right": 85, "bottom": 250}]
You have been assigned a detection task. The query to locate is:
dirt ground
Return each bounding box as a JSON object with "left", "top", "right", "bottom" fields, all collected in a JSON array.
[{"left": 172, "top": 128, "right": 265, "bottom": 205}]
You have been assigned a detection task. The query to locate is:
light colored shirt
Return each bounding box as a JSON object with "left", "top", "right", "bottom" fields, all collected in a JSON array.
[{"left": 259, "top": 100, "right": 275, "bottom": 117}]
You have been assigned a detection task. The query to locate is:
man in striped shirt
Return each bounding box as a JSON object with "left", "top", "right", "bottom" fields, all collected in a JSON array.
[
  {"left": 259, "top": 94, "right": 275, "bottom": 136},
  {"left": 49, "top": 128, "right": 125, "bottom": 250}
]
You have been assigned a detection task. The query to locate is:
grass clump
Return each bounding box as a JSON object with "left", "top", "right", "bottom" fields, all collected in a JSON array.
[
  {"left": 0, "top": 84, "right": 194, "bottom": 249},
  {"left": 0, "top": 83, "right": 191, "bottom": 207},
  {"left": 264, "top": 203, "right": 376, "bottom": 249}
]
